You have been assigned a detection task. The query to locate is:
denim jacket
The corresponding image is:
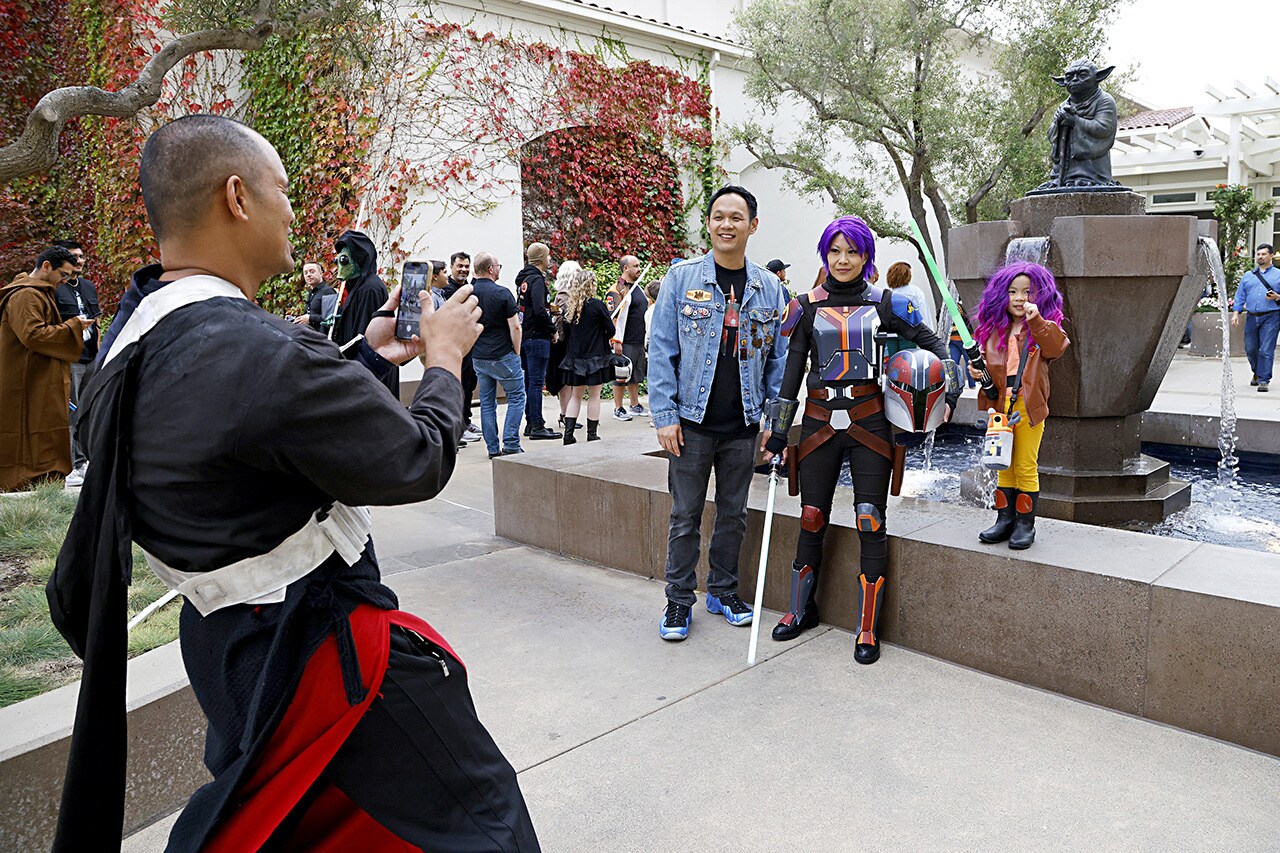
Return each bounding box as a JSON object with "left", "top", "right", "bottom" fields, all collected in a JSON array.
[{"left": 648, "top": 252, "right": 789, "bottom": 430}]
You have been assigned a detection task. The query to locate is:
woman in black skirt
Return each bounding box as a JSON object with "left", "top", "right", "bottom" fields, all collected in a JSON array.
[
  {"left": 547, "top": 260, "right": 580, "bottom": 432},
  {"left": 559, "top": 268, "right": 615, "bottom": 444}
]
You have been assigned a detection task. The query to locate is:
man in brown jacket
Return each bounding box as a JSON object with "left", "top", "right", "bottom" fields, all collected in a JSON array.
[{"left": 0, "top": 246, "right": 92, "bottom": 491}]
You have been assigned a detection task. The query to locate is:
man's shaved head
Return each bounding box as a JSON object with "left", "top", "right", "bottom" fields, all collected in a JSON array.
[{"left": 140, "top": 114, "right": 272, "bottom": 240}]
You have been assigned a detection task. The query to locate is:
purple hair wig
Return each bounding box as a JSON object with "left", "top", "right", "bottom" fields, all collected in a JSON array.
[
  {"left": 974, "top": 261, "right": 1066, "bottom": 352},
  {"left": 817, "top": 215, "right": 877, "bottom": 281}
]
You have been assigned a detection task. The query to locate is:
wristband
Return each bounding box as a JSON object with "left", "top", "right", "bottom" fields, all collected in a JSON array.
[{"left": 371, "top": 309, "right": 395, "bottom": 318}]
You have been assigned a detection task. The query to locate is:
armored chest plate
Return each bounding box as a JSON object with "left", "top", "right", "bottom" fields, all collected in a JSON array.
[{"left": 813, "top": 304, "right": 880, "bottom": 382}]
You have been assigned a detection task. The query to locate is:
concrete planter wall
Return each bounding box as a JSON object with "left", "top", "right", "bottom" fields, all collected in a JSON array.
[
  {"left": 493, "top": 436, "right": 1280, "bottom": 759},
  {"left": 1189, "top": 311, "right": 1246, "bottom": 358}
]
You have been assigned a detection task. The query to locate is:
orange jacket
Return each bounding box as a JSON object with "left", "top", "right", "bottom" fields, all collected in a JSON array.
[{"left": 976, "top": 314, "right": 1070, "bottom": 427}]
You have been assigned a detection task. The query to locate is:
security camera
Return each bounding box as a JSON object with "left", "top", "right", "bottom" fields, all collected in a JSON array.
[{"left": 1193, "top": 148, "right": 1205, "bottom": 158}]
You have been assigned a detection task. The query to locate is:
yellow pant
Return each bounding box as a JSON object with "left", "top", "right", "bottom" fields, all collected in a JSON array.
[{"left": 995, "top": 397, "right": 1044, "bottom": 492}]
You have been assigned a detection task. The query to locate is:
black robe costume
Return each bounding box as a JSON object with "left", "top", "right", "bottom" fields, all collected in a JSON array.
[
  {"left": 332, "top": 230, "right": 398, "bottom": 398},
  {"left": 46, "top": 266, "right": 537, "bottom": 851}
]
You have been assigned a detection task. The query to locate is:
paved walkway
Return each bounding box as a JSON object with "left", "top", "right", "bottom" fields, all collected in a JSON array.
[{"left": 125, "top": 408, "right": 1280, "bottom": 851}]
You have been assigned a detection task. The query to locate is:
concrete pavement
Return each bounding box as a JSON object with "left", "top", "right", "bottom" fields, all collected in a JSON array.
[{"left": 124, "top": 409, "right": 1280, "bottom": 851}]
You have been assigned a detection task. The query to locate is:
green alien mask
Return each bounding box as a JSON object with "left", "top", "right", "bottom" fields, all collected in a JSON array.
[{"left": 335, "top": 248, "right": 363, "bottom": 283}]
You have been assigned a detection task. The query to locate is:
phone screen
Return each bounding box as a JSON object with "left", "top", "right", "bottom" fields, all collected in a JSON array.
[{"left": 397, "top": 262, "right": 430, "bottom": 340}]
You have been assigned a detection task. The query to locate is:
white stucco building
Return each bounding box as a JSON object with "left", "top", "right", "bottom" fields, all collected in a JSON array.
[{"left": 1112, "top": 81, "right": 1280, "bottom": 247}]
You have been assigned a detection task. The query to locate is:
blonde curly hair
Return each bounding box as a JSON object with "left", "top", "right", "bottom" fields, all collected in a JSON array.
[{"left": 562, "top": 268, "right": 598, "bottom": 324}]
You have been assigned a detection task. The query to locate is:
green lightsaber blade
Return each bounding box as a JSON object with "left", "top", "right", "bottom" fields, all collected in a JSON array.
[
  {"left": 907, "top": 219, "right": 999, "bottom": 401},
  {"left": 908, "top": 219, "right": 973, "bottom": 348}
]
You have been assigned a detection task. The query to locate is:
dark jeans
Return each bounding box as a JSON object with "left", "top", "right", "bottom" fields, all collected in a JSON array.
[
  {"left": 663, "top": 428, "right": 757, "bottom": 606},
  {"left": 69, "top": 362, "right": 88, "bottom": 467},
  {"left": 1244, "top": 310, "right": 1280, "bottom": 383},
  {"left": 462, "top": 353, "right": 477, "bottom": 424},
  {"left": 522, "top": 338, "right": 550, "bottom": 429},
  {"left": 948, "top": 340, "right": 976, "bottom": 388}
]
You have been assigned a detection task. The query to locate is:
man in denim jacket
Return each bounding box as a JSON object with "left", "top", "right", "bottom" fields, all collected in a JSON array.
[{"left": 648, "top": 186, "right": 789, "bottom": 641}]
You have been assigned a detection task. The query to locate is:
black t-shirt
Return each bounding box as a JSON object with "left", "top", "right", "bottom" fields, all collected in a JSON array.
[
  {"left": 470, "top": 278, "right": 518, "bottom": 360},
  {"left": 54, "top": 277, "right": 100, "bottom": 364},
  {"left": 683, "top": 263, "right": 756, "bottom": 439},
  {"left": 622, "top": 283, "right": 647, "bottom": 345}
]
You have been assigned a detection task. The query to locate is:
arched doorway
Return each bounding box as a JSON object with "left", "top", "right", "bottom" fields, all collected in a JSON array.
[{"left": 520, "top": 126, "right": 686, "bottom": 266}]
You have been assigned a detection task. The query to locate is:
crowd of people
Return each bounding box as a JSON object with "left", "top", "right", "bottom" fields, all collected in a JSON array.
[{"left": 9, "top": 110, "right": 1280, "bottom": 853}]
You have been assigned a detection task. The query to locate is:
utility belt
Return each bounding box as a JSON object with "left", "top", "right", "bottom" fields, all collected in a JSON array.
[
  {"left": 789, "top": 395, "right": 905, "bottom": 497},
  {"left": 806, "top": 381, "right": 880, "bottom": 402},
  {"left": 143, "top": 503, "right": 372, "bottom": 617}
]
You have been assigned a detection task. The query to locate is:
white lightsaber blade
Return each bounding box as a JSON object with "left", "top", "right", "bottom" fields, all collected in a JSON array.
[{"left": 747, "top": 460, "right": 781, "bottom": 666}]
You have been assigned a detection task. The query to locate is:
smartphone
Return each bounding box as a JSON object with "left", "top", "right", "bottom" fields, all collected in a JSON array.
[{"left": 397, "top": 261, "right": 431, "bottom": 340}]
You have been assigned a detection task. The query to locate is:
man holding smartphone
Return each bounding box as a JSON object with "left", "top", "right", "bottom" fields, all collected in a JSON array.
[
  {"left": 47, "top": 115, "right": 539, "bottom": 852},
  {"left": 51, "top": 239, "right": 99, "bottom": 486}
]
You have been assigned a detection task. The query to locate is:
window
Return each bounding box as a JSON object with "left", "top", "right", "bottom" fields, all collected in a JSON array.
[
  {"left": 1272, "top": 186, "right": 1280, "bottom": 196},
  {"left": 1152, "top": 191, "right": 1197, "bottom": 204}
]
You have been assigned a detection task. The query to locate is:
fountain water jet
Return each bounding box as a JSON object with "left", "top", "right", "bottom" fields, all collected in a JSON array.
[{"left": 1197, "top": 236, "right": 1239, "bottom": 481}]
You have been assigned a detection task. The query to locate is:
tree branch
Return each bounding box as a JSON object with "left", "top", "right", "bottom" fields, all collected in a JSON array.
[
  {"left": 0, "top": 15, "right": 328, "bottom": 185},
  {"left": 963, "top": 102, "right": 1050, "bottom": 223}
]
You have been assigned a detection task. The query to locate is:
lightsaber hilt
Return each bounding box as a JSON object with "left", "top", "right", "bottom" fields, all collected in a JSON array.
[{"left": 966, "top": 343, "right": 999, "bottom": 402}]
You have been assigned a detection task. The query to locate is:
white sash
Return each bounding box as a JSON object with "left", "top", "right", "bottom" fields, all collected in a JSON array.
[
  {"left": 105, "top": 274, "right": 373, "bottom": 614},
  {"left": 101, "top": 274, "right": 246, "bottom": 367}
]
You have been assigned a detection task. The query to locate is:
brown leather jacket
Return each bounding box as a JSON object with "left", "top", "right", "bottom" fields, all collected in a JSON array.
[{"left": 976, "top": 314, "right": 1070, "bottom": 427}]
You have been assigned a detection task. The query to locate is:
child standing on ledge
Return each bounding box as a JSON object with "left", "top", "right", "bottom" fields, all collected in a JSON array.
[{"left": 971, "top": 261, "right": 1070, "bottom": 549}]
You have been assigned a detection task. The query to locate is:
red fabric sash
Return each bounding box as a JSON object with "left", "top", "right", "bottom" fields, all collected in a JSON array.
[{"left": 201, "top": 605, "right": 462, "bottom": 852}]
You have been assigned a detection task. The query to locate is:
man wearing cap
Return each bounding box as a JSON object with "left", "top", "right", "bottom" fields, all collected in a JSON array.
[
  {"left": 766, "top": 258, "right": 790, "bottom": 284},
  {"left": 516, "top": 243, "right": 561, "bottom": 439}
]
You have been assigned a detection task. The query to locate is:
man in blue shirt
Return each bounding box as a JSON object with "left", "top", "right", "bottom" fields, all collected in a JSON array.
[{"left": 1231, "top": 243, "right": 1280, "bottom": 392}]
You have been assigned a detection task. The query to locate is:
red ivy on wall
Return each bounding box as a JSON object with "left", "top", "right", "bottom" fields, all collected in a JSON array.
[{"left": 521, "top": 127, "right": 685, "bottom": 264}]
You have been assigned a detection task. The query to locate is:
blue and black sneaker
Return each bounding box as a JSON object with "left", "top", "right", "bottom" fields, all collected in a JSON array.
[
  {"left": 659, "top": 600, "right": 692, "bottom": 641},
  {"left": 706, "top": 592, "right": 753, "bottom": 626}
]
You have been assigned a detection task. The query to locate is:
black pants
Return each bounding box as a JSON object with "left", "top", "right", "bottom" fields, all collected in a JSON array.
[
  {"left": 272, "top": 627, "right": 539, "bottom": 852},
  {"left": 462, "top": 352, "right": 478, "bottom": 423},
  {"left": 795, "top": 412, "right": 891, "bottom": 581}
]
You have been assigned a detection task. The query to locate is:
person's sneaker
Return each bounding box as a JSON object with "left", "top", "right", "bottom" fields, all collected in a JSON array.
[
  {"left": 629, "top": 404, "right": 648, "bottom": 416},
  {"left": 501, "top": 447, "right": 525, "bottom": 455},
  {"left": 706, "top": 592, "right": 753, "bottom": 626},
  {"left": 65, "top": 465, "right": 86, "bottom": 487},
  {"left": 457, "top": 438, "right": 468, "bottom": 450},
  {"left": 613, "top": 407, "right": 633, "bottom": 421},
  {"left": 1251, "top": 375, "right": 1260, "bottom": 387},
  {"left": 1260, "top": 382, "right": 1270, "bottom": 392},
  {"left": 464, "top": 423, "right": 483, "bottom": 440},
  {"left": 659, "top": 600, "right": 692, "bottom": 641}
]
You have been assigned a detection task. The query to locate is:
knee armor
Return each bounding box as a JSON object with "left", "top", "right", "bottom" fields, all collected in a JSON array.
[
  {"left": 801, "top": 505, "right": 826, "bottom": 533},
  {"left": 854, "top": 503, "right": 883, "bottom": 534}
]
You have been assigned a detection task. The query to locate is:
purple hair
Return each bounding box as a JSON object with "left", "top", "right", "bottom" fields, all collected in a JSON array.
[
  {"left": 974, "top": 261, "right": 1065, "bottom": 352},
  {"left": 817, "top": 215, "right": 877, "bottom": 281}
]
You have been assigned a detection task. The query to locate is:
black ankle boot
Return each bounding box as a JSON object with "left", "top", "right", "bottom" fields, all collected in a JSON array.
[
  {"left": 772, "top": 563, "right": 819, "bottom": 641},
  {"left": 854, "top": 572, "right": 885, "bottom": 665},
  {"left": 1009, "top": 490, "right": 1038, "bottom": 550},
  {"left": 587, "top": 419, "right": 600, "bottom": 441},
  {"left": 978, "top": 487, "right": 1018, "bottom": 543},
  {"left": 563, "top": 417, "right": 577, "bottom": 445}
]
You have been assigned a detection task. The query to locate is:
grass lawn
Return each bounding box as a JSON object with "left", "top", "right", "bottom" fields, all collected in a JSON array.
[{"left": 0, "top": 483, "right": 181, "bottom": 708}]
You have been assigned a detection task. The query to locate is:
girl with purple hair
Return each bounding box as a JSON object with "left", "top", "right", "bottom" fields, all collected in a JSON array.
[
  {"left": 971, "top": 261, "right": 1070, "bottom": 549},
  {"left": 761, "top": 215, "right": 958, "bottom": 664}
]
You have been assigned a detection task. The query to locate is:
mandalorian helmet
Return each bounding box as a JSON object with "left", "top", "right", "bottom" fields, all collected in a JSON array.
[{"left": 883, "top": 349, "right": 947, "bottom": 436}]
